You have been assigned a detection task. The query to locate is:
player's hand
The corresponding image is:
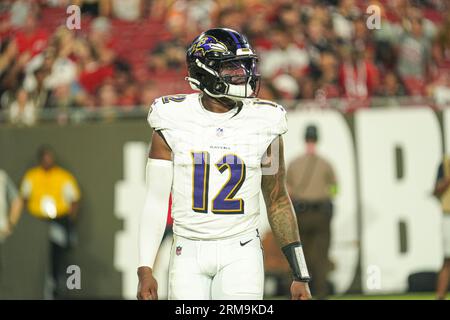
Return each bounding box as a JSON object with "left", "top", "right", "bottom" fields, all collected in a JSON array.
[
  {"left": 290, "top": 281, "right": 312, "bottom": 300},
  {"left": 0, "top": 224, "right": 12, "bottom": 240},
  {"left": 137, "top": 266, "right": 158, "bottom": 300}
]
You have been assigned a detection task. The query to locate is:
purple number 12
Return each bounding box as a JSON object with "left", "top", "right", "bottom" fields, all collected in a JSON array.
[{"left": 191, "top": 152, "right": 245, "bottom": 214}]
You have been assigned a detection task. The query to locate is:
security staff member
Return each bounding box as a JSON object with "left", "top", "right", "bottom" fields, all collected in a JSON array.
[
  {"left": 20, "top": 145, "right": 80, "bottom": 299},
  {"left": 286, "top": 125, "right": 337, "bottom": 299}
]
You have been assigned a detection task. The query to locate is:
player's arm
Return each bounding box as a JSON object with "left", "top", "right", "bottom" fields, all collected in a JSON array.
[
  {"left": 434, "top": 164, "right": 450, "bottom": 197},
  {"left": 8, "top": 196, "right": 23, "bottom": 233},
  {"left": 137, "top": 130, "right": 173, "bottom": 300},
  {"left": 434, "top": 177, "right": 450, "bottom": 197},
  {"left": 4, "top": 174, "right": 23, "bottom": 237},
  {"left": 261, "top": 136, "right": 312, "bottom": 300}
]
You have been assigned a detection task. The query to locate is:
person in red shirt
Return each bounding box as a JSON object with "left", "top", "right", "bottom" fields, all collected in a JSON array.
[
  {"left": 77, "top": 17, "right": 117, "bottom": 96},
  {"left": 338, "top": 44, "right": 379, "bottom": 99},
  {"left": 13, "top": 10, "right": 49, "bottom": 58}
]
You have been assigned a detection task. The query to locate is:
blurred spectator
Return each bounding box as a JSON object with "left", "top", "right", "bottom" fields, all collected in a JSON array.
[
  {"left": 287, "top": 125, "right": 337, "bottom": 299},
  {"left": 338, "top": 44, "right": 379, "bottom": 99},
  {"left": 374, "top": 39, "right": 398, "bottom": 75},
  {"left": 72, "top": 0, "right": 111, "bottom": 17},
  {"left": 111, "top": 60, "right": 134, "bottom": 91},
  {"left": 13, "top": 3, "right": 48, "bottom": 58},
  {"left": 164, "top": 0, "right": 215, "bottom": 34},
  {"left": 371, "top": 2, "right": 401, "bottom": 73},
  {"left": 298, "top": 77, "right": 317, "bottom": 100},
  {"left": 372, "top": 2, "right": 403, "bottom": 44},
  {"left": 47, "top": 84, "right": 77, "bottom": 111},
  {"left": 147, "top": 19, "right": 186, "bottom": 77},
  {"left": 212, "top": 2, "right": 246, "bottom": 32},
  {"left": 8, "top": 87, "right": 37, "bottom": 126},
  {"left": 272, "top": 73, "right": 299, "bottom": 100},
  {"left": 185, "top": 0, "right": 215, "bottom": 31},
  {"left": 97, "top": 83, "right": 118, "bottom": 107},
  {"left": 222, "top": 7, "right": 245, "bottom": 31},
  {"left": 111, "top": 0, "right": 142, "bottom": 21},
  {"left": 9, "top": 0, "right": 32, "bottom": 29},
  {"left": 148, "top": 0, "right": 171, "bottom": 22},
  {"left": 118, "top": 83, "right": 139, "bottom": 107},
  {"left": 276, "top": 3, "right": 301, "bottom": 31},
  {"left": 44, "top": 27, "right": 78, "bottom": 90},
  {"left": 316, "top": 51, "right": 340, "bottom": 99},
  {"left": 0, "top": 169, "right": 23, "bottom": 242},
  {"left": 260, "top": 26, "right": 309, "bottom": 79},
  {"left": 1, "top": 44, "right": 30, "bottom": 96},
  {"left": 332, "top": 0, "right": 360, "bottom": 41},
  {"left": 20, "top": 145, "right": 81, "bottom": 299},
  {"left": 72, "top": 17, "right": 118, "bottom": 98},
  {"left": 22, "top": 53, "right": 50, "bottom": 98},
  {"left": 0, "top": 40, "right": 18, "bottom": 105},
  {"left": 0, "top": 0, "right": 448, "bottom": 114},
  {"left": 87, "top": 17, "right": 116, "bottom": 65},
  {"left": 0, "top": 40, "right": 16, "bottom": 73},
  {"left": 429, "top": 73, "right": 450, "bottom": 106},
  {"left": 163, "top": 0, "right": 199, "bottom": 43},
  {"left": 352, "top": 17, "right": 372, "bottom": 52},
  {"left": 303, "top": 1, "right": 332, "bottom": 27},
  {"left": 139, "top": 81, "right": 159, "bottom": 107},
  {"left": 42, "top": 1, "right": 71, "bottom": 7},
  {"left": 27, "top": 65, "right": 51, "bottom": 110},
  {"left": 22, "top": 27, "right": 85, "bottom": 113},
  {"left": 432, "top": 12, "right": 450, "bottom": 70},
  {"left": 377, "top": 71, "right": 406, "bottom": 97},
  {"left": 74, "top": 39, "right": 100, "bottom": 95},
  {"left": 305, "top": 18, "right": 335, "bottom": 80},
  {"left": 396, "top": 15, "right": 432, "bottom": 95},
  {"left": 428, "top": 12, "right": 450, "bottom": 106},
  {"left": 243, "top": 9, "right": 272, "bottom": 50}
]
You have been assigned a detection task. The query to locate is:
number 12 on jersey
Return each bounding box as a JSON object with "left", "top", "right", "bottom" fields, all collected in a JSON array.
[{"left": 191, "top": 152, "right": 246, "bottom": 214}]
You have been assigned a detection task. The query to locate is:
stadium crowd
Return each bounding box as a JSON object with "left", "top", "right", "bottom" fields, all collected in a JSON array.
[{"left": 0, "top": 0, "right": 449, "bottom": 125}]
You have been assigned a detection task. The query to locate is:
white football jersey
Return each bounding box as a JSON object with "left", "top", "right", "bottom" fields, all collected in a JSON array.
[{"left": 147, "top": 93, "right": 287, "bottom": 240}]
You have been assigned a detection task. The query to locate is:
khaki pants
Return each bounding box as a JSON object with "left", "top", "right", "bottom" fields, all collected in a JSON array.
[{"left": 296, "top": 209, "right": 331, "bottom": 299}]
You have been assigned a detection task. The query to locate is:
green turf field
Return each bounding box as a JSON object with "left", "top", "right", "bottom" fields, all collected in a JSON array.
[{"left": 330, "top": 292, "right": 449, "bottom": 300}]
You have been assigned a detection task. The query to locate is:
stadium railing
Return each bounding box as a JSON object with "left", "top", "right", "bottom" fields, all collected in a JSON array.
[{"left": 0, "top": 96, "right": 447, "bottom": 126}]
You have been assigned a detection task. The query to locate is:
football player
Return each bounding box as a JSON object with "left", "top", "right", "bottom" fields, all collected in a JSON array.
[{"left": 137, "top": 28, "right": 311, "bottom": 300}]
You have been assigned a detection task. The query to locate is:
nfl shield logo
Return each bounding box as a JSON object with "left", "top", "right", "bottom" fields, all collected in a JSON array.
[
  {"left": 216, "top": 128, "right": 224, "bottom": 137},
  {"left": 176, "top": 246, "right": 182, "bottom": 256}
]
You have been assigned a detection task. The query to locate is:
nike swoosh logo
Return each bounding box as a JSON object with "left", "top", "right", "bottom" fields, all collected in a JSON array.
[{"left": 240, "top": 239, "right": 253, "bottom": 246}]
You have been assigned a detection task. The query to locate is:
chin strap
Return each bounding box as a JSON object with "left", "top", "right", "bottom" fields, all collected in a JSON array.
[{"left": 185, "top": 76, "right": 253, "bottom": 102}]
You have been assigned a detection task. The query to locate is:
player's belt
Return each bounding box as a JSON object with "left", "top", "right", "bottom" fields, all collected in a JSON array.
[{"left": 292, "top": 200, "right": 331, "bottom": 213}]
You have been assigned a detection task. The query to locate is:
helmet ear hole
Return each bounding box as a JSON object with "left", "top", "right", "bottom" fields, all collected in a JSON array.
[
  {"left": 215, "top": 82, "right": 226, "bottom": 92},
  {"left": 196, "top": 73, "right": 208, "bottom": 89}
]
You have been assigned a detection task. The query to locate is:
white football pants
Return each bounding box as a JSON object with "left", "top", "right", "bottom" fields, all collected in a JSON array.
[{"left": 168, "top": 229, "right": 264, "bottom": 300}]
